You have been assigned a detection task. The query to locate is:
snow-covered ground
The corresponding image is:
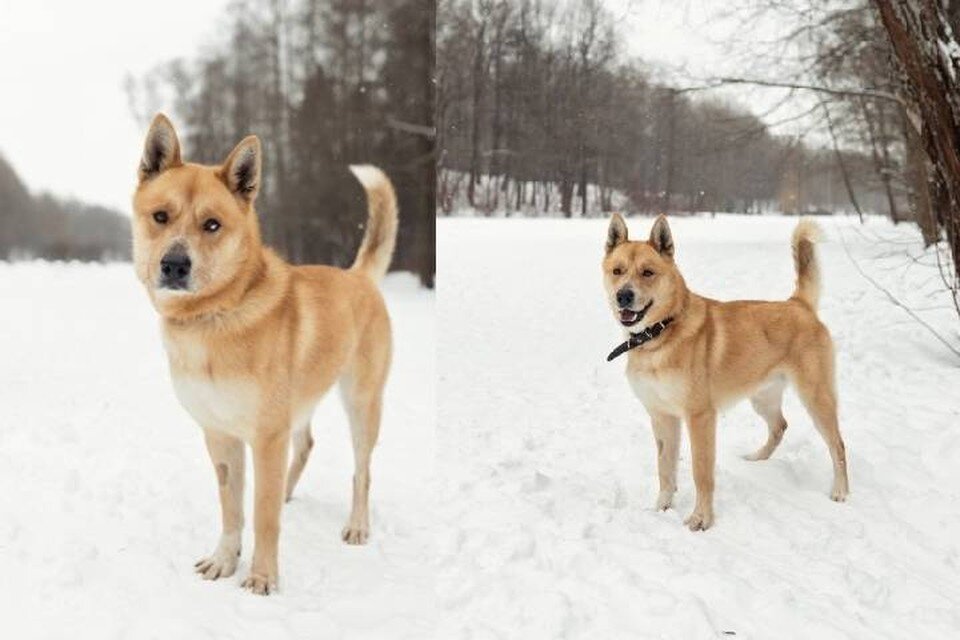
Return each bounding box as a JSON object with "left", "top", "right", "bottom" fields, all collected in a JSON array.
[
  {"left": 3, "top": 216, "right": 959, "bottom": 638},
  {"left": 437, "top": 214, "right": 960, "bottom": 638},
  {"left": 0, "top": 265, "right": 435, "bottom": 639}
]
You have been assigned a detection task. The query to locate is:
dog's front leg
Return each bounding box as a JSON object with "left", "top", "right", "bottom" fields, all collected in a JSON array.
[
  {"left": 649, "top": 411, "right": 680, "bottom": 511},
  {"left": 195, "top": 430, "right": 245, "bottom": 579},
  {"left": 685, "top": 410, "right": 716, "bottom": 531},
  {"left": 242, "top": 425, "right": 290, "bottom": 595}
]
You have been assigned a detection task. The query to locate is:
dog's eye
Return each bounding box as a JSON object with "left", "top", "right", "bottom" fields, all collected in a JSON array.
[
  {"left": 152, "top": 211, "right": 168, "bottom": 224},
  {"left": 612, "top": 267, "right": 624, "bottom": 276},
  {"left": 202, "top": 218, "right": 221, "bottom": 233},
  {"left": 642, "top": 269, "right": 655, "bottom": 277}
]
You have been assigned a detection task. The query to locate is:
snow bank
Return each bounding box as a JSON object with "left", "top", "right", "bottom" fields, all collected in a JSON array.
[{"left": 436, "top": 213, "right": 960, "bottom": 638}]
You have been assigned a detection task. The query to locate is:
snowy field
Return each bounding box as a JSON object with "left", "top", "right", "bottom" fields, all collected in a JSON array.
[
  {"left": 0, "top": 266, "right": 435, "bottom": 639},
  {"left": 437, "top": 214, "right": 960, "bottom": 639}
]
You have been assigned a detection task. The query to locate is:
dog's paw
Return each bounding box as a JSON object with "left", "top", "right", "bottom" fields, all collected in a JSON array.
[
  {"left": 830, "top": 486, "right": 848, "bottom": 502},
  {"left": 194, "top": 544, "right": 240, "bottom": 581},
  {"left": 341, "top": 524, "right": 369, "bottom": 545},
  {"left": 241, "top": 572, "right": 277, "bottom": 596},
  {"left": 655, "top": 490, "right": 674, "bottom": 511},
  {"left": 683, "top": 508, "right": 714, "bottom": 532}
]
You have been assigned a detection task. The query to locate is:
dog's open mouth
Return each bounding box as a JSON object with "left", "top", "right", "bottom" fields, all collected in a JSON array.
[{"left": 619, "top": 300, "right": 653, "bottom": 327}]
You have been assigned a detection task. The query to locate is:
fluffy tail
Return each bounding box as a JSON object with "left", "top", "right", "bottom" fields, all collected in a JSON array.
[
  {"left": 791, "top": 219, "right": 822, "bottom": 310},
  {"left": 349, "top": 164, "right": 398, "bottom": 283}
]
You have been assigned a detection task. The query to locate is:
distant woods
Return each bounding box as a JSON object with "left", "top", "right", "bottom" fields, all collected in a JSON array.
[
  {"left": 0, "top": 154, "right": 130, "bottom": 261},
  {"left": 437, "top": 0, "right": 901, "bottom": 218},
  {"left": 127, "top": 0, "right": 435, "bottom": 287}
]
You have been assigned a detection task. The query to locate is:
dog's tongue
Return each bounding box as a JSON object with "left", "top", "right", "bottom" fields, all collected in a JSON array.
[{"left": 620, "top": 309, "right": 637, "bottom": 322}]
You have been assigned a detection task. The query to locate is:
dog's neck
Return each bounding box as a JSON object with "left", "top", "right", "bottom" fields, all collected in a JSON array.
[
  {"left": 609, "top": 283, "right": 693, "bottom": 362},
  {"left": 607, "top": 317, "right": 675, "bottom": 361}
]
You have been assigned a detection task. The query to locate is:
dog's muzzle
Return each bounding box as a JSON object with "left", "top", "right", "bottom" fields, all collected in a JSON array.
[
  {"left": 159, "top": 245, "right": 192, "bottom": 290},
  {"left": 619, "top": 299, "right": 653, "bottom": 327}
]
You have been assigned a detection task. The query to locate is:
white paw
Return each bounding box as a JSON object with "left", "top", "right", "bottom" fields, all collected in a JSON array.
[
  {"left": 655, "top": 490, "right": 674, "bottom": 511},
  {"left": 194, "top": 550, "right": 239, "bottom": 581},
  {"left": 194, "top": 533, "right": 240, "bottom": 580},
  {"left": 241, "top": 572, "right": 277, "bottom": 595},
  {"left": 831, "top": 486, "right": 848, "bottom": 502},
  {"left": 683, "top": 508, "right": 714, "bottom": 531},
  {"left": 341, "top": 523, "right": 369, "bottom": 545}
]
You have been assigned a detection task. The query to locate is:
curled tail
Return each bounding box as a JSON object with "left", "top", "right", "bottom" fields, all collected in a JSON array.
[
  {"left": 349, "top": 164, "right": 398, "bottom": 283},
  {"left": 791, "top": 219, "right": 822, "bottom": 310}
]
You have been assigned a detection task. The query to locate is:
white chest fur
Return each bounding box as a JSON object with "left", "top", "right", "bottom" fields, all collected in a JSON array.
[
  {"left": 163, "top": 330, "right": 261, "bottom": 441},
  {"left": 627, "top": 370, "right": 688, "bottom": 417},
  {"left": 170, "top": 375, "right": 260, "bottom": 441}
]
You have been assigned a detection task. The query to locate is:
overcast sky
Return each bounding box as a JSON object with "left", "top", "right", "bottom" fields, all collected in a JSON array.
[
  {"left": 0, "top": 0, "right": 229, "bottom": 212},
  {"left": 0, "top": 0, "right": 806, "bottom": 213},
  {"left": 608, "top": 0, "right": 725, "bottom": 78},
  {"left": 607, "top": 0, "right": 815, "bottom": 137}
]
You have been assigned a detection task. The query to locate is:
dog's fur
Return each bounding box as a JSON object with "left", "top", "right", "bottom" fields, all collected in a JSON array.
[
  {"left": 603, "top": 214, "right": 848, "bottom": 531},
  {"left": 132, "top": 114, "right": 397, "bottom": 593}
]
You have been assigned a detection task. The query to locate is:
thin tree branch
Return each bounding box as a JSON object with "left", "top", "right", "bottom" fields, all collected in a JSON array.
[
  {"left": 838, "top": 226, "right": 960, "bottom": 360},
  {"left": 713, "top": 77, "right": 904, "bottom": 105},
  {"left": 387, "top": 115, "right": 436, "bottom": 139},
  {"left": 822, "top": 101, "right": 865, "bottom": 223}
]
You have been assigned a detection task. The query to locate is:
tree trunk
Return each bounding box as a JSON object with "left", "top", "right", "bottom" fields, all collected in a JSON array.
[
  {"left": 873, "top": 0, "right": 960, "bottom": 284},
  {"left": 560, "top": 179, "right": 573, "bottom": 217},
  {"left": 901, "top": 106, "right": 938, "bottom": 244},
  {"left": 467, "top": 21, "right": 486, "bottom": 208},
  {"left": 875, "top": 102, "right": 900, "bottom": 223},
  {"left": 579, "top": 158, "right": 588, "bottom": 217}
]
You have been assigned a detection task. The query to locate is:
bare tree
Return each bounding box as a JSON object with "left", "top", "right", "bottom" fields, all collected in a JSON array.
[{"left": 872, "top": 0, "right": 960, "bottom": 313}]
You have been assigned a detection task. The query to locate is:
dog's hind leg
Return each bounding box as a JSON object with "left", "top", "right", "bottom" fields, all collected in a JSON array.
[
  {"left": 792, "top": 353, "right": 849, "bottom": 502},
  {"left": 339, "top": 381, "right": 383, "bottom": 545},
  {"left": 744, "top": 378, "right": 788, "bottom": 461},
  {"left": 285, "top": 424, "right": 314, "bottom": 502},
  {"left": 649, "top": 412, "right": 681, "bottom": 510},
  {"left": 195, "top": 430, "right": 245, "bottom": 580},
  {"left": 338, "top": 343, "right": 389, "bottom": 545}
]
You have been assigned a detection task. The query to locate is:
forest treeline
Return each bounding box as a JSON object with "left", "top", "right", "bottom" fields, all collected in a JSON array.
[
  {"left": 127, "top": 0, "right": 435, "bottom": 287},
  {"left": 0, "top": 154, "right": 130, "bottom": 261},
  {"left": 437, "top": 0, "right": 897, "bottom": 218}
]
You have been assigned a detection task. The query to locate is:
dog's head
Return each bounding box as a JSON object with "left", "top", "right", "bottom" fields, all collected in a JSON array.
[
  {"left": 602, "top": 214, "right": 685, "bottom": 330},
  {"left": 132, "top": 114, "right": 263, "bottom": 317}
]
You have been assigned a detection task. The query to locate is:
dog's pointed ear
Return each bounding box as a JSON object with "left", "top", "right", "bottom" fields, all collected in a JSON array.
[
  {"left": 220, "top": 135, "right": 261, "bottom": 203},
  {"left": 606, "top": 213, "right": 628, "bottom": 254},
  {"left": 649, "top": 214, "right": 674, "bottom": 258},
  {"left": 139, "top": 114, "right": 182, "bottom": 183}
]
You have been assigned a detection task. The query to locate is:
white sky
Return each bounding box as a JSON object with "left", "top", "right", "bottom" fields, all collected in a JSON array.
[
  {"left": 0, "top": 0, "right": 229, "bottom": 213},
  {"left": 0, "top": 0, "right": 815, "bottom": 213},
  {"left": 608, "top": 0, "right": 724, "bottom": 79},
  {"left": 606, "top": 0, "right": 817, "bottom": 138}
]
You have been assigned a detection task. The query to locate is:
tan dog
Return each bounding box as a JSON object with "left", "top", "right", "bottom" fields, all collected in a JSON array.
[
  {"left": 132, "top": 114, "right": 397, "bottom": 593},
  {"left": 602, "top": 214, "right": 848, "bottom": 531}
]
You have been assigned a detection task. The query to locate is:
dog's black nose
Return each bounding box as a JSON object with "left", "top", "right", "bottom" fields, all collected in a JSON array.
[
  {"left": 616, "top": 287, "right": 635, "bottom": 309},
  {"left": 160, "top": 247, "right": 191, "bottom": 287}
]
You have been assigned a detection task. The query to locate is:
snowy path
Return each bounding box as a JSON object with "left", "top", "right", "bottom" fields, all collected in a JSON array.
[
  {"left": 0, "top": 266, "right": 435, "bottom": 639},
  {"left": 437, "top": 215, "right": 960, "bottom": 639}
]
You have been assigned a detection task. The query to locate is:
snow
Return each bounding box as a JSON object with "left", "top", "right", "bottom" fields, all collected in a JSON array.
[
  {"left": 437, "top": 214, "right": 960, "bottom": 638},
  {"left": 3, "top": 215, "right": 959, "bottom": 638},
  {"left": 0, "top": 265, "right": 435, "bottom": 639}
]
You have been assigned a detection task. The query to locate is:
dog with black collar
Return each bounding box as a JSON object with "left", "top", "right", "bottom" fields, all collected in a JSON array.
[{"left": 602, "top": 214, "right": 848, "bottom": 531}]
